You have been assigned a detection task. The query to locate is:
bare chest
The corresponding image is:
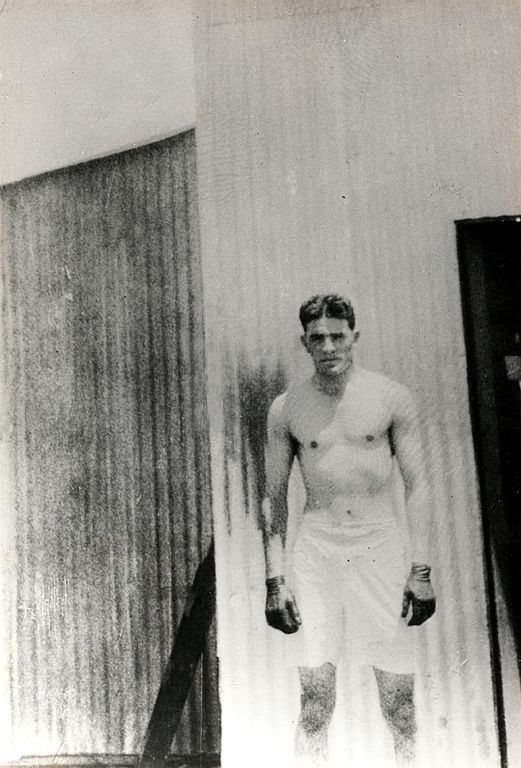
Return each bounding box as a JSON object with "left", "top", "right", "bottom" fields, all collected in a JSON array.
[{"left": 289, "top": 389, "right": 392, "bottom": 450}]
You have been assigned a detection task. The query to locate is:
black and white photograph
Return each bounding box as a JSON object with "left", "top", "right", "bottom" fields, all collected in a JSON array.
[{"left": 0, "top": 2, "right": 520, "bottom": 767}]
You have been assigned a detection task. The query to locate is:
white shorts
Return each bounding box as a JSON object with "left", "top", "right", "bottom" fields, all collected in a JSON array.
[{"left": 285, "top": 510, "right": 415, "bottom": 673}]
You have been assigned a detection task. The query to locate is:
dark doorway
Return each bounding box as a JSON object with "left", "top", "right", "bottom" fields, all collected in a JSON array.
[{"left": 457, "top": 216, "right": 521, "bottom": 765}]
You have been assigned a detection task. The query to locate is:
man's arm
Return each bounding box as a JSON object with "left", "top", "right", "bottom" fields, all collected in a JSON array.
[
  {"left": 262, "top": 394, "right": 301, "bottom": 634},
  {"left": 391, "top": 385, "right": 436, "bottom": 626}
]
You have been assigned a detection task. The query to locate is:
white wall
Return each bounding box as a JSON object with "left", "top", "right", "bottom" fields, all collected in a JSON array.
[
  {"left": 193, "top": 1, "right": 521, "bottom": 766},
  {"left": 0, "top": 0, "right": 196, "bottom": 185}
]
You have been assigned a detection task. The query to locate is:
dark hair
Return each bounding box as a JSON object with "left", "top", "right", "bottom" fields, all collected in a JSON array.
[{"left": 299, "top": 294, "right": 356, "bottom": 331}]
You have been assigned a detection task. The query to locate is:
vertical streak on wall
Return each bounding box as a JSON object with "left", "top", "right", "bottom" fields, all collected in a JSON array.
[
  {"left": 194, "top": 1, "right": 521, "bottom": 766},
  {"left": 0, "top": 132, "right": 220, "bottom": 757}
]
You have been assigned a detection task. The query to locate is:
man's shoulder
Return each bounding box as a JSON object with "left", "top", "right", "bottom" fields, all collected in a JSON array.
[
  {"left": 267, "top": 382, "right": 306, "bottom": 436},
  {"left": 268, "top": 391, "right": 288, "bottom": 417},
  {"left": 357, "top": 367, "right": 414, "bottom": 406},
  {"left": 357, "top": 366, "right": 404, "bottom": 389},
  {"left": 269, "top": 378, "right": 312, "bottom": 411},
  {"left": 269, "top": 378, "right": 318, "bottom": 426}
]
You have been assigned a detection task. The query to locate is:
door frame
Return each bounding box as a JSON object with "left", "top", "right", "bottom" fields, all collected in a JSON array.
[{"left": 456, "top": 215, "right": 521, "bottom": 768}]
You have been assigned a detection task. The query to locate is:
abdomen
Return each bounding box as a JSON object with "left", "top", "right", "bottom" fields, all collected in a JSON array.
[{"left": 300, "top": 440, "right": 394, "bottom": 505}]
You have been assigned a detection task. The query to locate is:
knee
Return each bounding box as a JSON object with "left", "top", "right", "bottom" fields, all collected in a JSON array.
[
  {"left": 381, "top": 689, "right": 416, "bottom": 739},
  {"left": 300, "top": 690, "right": 336, "bottom": 735}
]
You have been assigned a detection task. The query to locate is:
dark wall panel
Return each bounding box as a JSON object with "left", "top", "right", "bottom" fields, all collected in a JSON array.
[{"left": 1, "top": 131, "right": 219, "bottom": 757}]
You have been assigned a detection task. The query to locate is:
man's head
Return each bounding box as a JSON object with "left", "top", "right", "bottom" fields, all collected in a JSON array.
[
  {"left": 299, "top": 294, "right": 356, "bottom": 332},
  {"left": 299, "top": 294, "right": 359, "bottom": 378}
]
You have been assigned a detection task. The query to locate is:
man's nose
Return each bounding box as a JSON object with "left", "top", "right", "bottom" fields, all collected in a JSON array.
[{"left": 322, "top": 336, "right": 335, "bottom": 352}]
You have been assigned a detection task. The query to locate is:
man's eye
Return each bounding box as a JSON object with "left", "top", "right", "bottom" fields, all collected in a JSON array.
[{"left": 332, "top": 334, "right": 344, "bottom": 341}]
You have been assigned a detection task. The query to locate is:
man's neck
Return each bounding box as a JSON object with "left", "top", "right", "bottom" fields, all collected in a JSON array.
[{"left": 312, "top": 363, "right": 357, "bottom": 397}]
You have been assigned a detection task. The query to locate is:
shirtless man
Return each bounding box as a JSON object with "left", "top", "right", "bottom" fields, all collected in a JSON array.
[{"left": 262, "top": 294, "right": 436, "bottom": 767}]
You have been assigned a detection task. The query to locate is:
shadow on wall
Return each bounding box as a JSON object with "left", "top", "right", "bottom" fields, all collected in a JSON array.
[{"left": 222, "top": 347, "right": 287, "bottom": 533}]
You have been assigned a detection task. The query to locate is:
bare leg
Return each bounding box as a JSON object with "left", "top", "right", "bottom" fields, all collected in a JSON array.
[
  {"left": 373, "top": 667, "right": 416, "bottom": 768},
  {"left": 296, "top": 662, "right": 336, "bottom": 767}
]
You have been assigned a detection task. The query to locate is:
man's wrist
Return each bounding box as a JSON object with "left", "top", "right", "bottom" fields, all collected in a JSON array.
[
  {"left": 410, "top": 563, "right": 432, "bottom": 581},
  {"left": 266, "top": 575, "right": 285, "bottom": 595}
]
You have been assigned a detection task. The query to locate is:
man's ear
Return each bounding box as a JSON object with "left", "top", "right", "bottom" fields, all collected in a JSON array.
[
  {"left": 354, "top": 330, "right": 360, "bottom": 343},
  {"left": 300, "top": 334, "right": 309, "bottom": 353}
]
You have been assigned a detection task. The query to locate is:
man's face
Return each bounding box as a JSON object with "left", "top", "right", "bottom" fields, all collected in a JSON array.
[{"left": 302, "top": 316, "right": 359, "bottom": 377}]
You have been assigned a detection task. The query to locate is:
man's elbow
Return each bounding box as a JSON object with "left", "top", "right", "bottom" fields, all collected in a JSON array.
[
  {"left": 401, "top": 472, "right": 413, "bottom": 494},
  {"left": 402, "top": 475, "right": 430, "bottom": 508},
  {"left": 402, "top": 473, "right": 421, "bottom": 498}
]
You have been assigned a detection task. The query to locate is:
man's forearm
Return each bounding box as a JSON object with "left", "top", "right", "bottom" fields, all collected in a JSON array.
[
  {"left": 264, "top": 534, "right": 285, "bottom": 579},
  {"left": 261, "top": 496, "right": 288, "bottom": 578},
  {"left": 402, "top": 479, "right": 436, "bottom": 625},
  {"left": 404, "top": 483, "right": 431, "bottom": 566}
]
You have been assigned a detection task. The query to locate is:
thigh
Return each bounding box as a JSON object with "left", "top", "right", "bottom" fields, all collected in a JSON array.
[
  {"left": 287, "top": 528, "right": 343, "bottom": 668},
  {"left": 344, "top": 531, "right": 415, "bottom": 672}
]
